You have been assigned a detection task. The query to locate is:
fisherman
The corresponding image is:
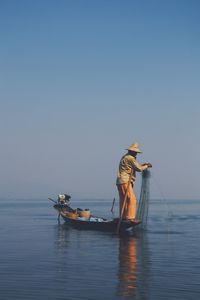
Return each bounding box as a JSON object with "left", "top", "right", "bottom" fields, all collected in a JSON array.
[{"left": 116, "top": 143, "right": 152, "bottom": 221}]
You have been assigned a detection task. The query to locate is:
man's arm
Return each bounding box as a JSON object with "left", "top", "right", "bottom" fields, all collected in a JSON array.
[{"left": 133, "top": 160, "right": 152, "bottom": 172}]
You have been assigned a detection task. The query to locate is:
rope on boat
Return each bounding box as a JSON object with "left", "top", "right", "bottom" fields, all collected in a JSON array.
[{"left": 136, "top": 169, "right": 151, "bottom": 229}]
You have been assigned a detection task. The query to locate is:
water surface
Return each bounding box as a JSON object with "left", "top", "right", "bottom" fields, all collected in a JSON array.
[{"left": 0, "top": 198, "right": 200, "bottom": 300}]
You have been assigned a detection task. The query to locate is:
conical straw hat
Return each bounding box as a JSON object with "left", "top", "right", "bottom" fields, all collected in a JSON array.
[{"left": 126, "top": 143, "right": 142, "bottom": 153}]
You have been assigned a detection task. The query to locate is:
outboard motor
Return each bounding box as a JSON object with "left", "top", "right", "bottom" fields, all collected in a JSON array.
[{"left": 57, "top": 194, "right": 71, "bottom": 205}]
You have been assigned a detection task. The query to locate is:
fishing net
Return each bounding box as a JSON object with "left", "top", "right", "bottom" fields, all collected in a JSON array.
[{"left": 136, "top": 169, "right": 151, "bottom": 229}]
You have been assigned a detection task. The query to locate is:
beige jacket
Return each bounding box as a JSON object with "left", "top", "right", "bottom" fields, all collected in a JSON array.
[{"left": 116, "top": 153, "right": 148, "bottom": 185}]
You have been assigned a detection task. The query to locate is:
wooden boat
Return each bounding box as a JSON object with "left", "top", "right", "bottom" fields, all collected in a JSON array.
[
  {"left": 52, "top": 202, "right": 141, "bottom": 234},
  {"left": 50, "top": 170, "right": 151, "bottom": 234}
]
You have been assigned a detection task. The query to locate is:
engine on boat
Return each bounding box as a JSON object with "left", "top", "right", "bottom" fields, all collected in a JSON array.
[{"left": 57, "top": 194, "right": 71, "bottom": 205}]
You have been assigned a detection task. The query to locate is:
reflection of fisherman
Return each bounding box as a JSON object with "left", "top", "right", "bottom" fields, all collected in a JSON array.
[
  {"left": 117, "top": 235, "right": 150, "bottom": 299},
  {"left": 117, "top": 237, "right": 137, "bottom": 298},
  {"left": 116, "top": 143, "right": 152, "bottom": 221}
]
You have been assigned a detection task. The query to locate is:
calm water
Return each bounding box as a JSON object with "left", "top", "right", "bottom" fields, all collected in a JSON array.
[{"left": 0, "top": 198, "right": 200, "bottom": 300}]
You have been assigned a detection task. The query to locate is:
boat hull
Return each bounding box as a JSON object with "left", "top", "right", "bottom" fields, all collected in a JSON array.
[{"left": 56, "top": 208, "right": 141, "bottom": 234}]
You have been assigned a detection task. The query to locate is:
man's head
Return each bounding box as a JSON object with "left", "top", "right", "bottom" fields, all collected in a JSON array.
[
  {"left": 128, "top": 150, "right": 138, "bottom": 157},
  {"left": 126, "top": 143, "right": 142, "bottom": 155}
]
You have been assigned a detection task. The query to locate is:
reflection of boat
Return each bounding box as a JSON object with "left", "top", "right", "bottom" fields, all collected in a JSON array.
[{"left": 53, "top": 203, "right": 141, "bottom": 234}]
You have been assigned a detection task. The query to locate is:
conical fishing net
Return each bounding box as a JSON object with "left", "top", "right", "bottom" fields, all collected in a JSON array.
[{"left": 136, "top": 169, "right": 151, "bottom": 229}]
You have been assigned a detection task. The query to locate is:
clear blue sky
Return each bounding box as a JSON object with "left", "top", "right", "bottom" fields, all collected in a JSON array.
[{"left": 0, "top": 0, "right": 199, "bottom": 200}]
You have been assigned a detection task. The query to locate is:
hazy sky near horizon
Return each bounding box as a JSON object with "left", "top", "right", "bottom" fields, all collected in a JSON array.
[{"left": 0, "top": 0, "right": 200, "bottom": 200}]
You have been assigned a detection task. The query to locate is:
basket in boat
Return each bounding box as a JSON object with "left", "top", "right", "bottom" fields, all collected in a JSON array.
[
  {"left": 64, "top": 211, "right": 78, "bottom": 219},
  {"left": 78, "top": 209, "right": 91, "bottom": 218}
]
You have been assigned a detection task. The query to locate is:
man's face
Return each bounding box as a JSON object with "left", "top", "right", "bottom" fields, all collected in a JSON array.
[{"left": 129, "top": 151, "right": 137, "bottom": 157}]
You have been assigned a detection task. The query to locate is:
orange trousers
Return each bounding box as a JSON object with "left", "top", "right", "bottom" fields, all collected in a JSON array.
[{"left": 117, "top": 183, "right": 136, "bottom": 220}]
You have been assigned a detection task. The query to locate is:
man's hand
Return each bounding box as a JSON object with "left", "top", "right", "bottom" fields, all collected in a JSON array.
[
  {"left": 142, "top": 162, "right": 152, "bottom": 168},
  {"left": 147, "top": 163, "right": 152, "bottom": 168}
]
